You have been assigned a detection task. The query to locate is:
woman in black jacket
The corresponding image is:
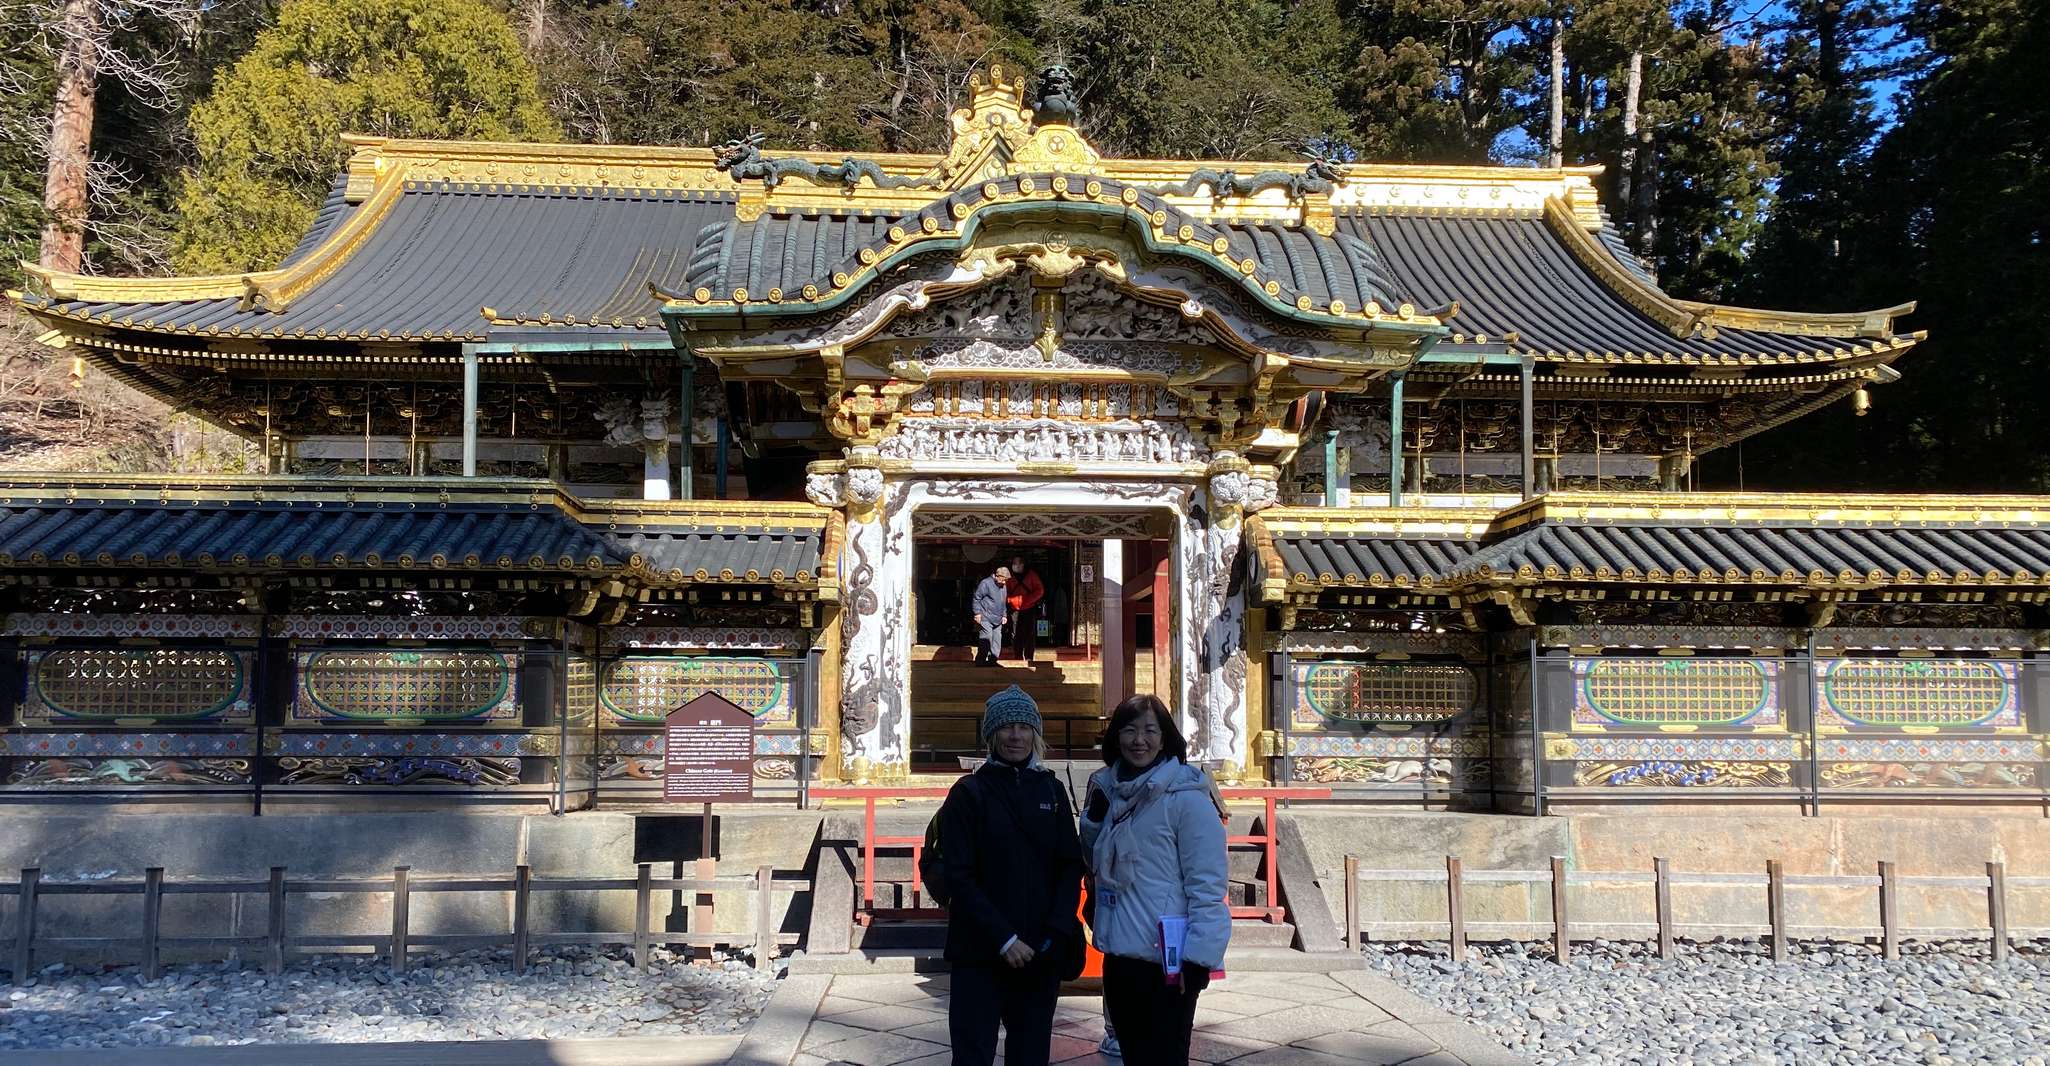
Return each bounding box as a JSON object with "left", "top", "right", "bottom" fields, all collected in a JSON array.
[{"left": 938, "top": 685, "right": 1084, "bottom": 1066}]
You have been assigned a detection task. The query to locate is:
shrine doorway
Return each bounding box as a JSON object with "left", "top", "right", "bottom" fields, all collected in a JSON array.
[{"left": 903, "top": 509, "right": 1174, "bottom": 770}]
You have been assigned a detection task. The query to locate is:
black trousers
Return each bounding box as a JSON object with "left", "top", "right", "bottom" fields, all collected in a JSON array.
[
  {"left": 948, "top": 960, "right": 1059, "bottom": 1066},
  {"left": 1009, "top": 605, "right": 1039, "bottom": 662},
  {"left": 1103, "top": 953, "right": 1210, "bottom": 1066}
]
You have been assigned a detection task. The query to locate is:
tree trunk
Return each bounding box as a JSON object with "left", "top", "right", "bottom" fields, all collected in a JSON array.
[
  {"left": 1548, "top": 15, "right": 1566, "bottom": 168},
  {"left": 1618, "top": 50, "right": 1643, "bottom": 249},
  {"left": 524, "top": 0, "right": 547, "bottom": 54},
  {"left": 39, "top": 0, "right": 99, "bottom": 274}
]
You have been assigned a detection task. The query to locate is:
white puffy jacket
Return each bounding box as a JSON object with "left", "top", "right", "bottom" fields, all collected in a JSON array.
[{"left": 1078, "top": 757, "right": 1231, "bottom": 969}]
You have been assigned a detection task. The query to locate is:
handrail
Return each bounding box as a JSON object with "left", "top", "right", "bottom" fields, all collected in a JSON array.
[
  {"left": 1219, "top": 787, "right": 1330, "bottom": 922},
  {"left": 812, "top": 783, "right": 1331, "bottom": 927},
  {"left": 811, "top": 786, "right": 954, "bottom": 923}
]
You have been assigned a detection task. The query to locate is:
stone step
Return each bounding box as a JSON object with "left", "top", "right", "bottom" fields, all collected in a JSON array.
[
  {"left": 1229, "top": 920, "right": 1297, "bottom": 948},
  {"left": 1218, "top": 946, "right": 1368, "bottom": 973}
]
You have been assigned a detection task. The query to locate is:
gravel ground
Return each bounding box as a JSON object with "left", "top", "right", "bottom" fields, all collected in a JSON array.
[
  {"left": 1370, "top": 938, "right": 2050, "bottom": 1066},
  {"left": 0, "top": 947, "right": 778, "bottom": 1050}
]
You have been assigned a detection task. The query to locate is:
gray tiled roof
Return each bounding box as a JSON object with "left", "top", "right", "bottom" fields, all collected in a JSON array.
[
  {"left": 29, "top": 186, "right": 736, "bottom": 342},
  {"left": 616, "top": 526, "right": 824, "bottom": 584},
  {"left": 0, "top": 483, "right": 829, "bottom": 588},
  {"left": 0, "top": 499, "right": 625, "bottom": 572},
  {"left": 1346, "top": 210, "right": 1866, "bottom": 360},
  {"left": 677, "top": 175, "right": 1410, "bottom": 313},
  {"left": 1456, "top": 523, "right": 2050, "bottom": 584},
  {"left": 1270, "top": 533, "right": 1482, "bottom": 587},
  {"left": 21, "top": 170, "right": 1893, "bottom": 362}
]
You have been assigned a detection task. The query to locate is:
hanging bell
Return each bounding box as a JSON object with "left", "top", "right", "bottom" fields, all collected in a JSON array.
[
  {"left": 1852, "top": 386, "right": 1871, "bottom": 417},
  {"left": 69, "top": 355, "right": 86, "bottom": 388}
]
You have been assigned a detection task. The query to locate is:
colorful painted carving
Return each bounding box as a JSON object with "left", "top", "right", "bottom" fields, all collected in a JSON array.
[
  {"left": 1574, "top": 759, "right": 1792, "bottom": 788},
  {"left": 1293, "top": 660, "right": 1477, "bottom": 724},
  {"left": 24, "top": 649, "right": 253, "bottom": 723},
  {"left": 275, "top": 756, "right": 521, "bottom": 787},
  {"left": 1814, "top": 658, "right": 2019, "bottom": 729},
  {"left": 293, "top": 651, "right": 518, "bottom": 722},
  {"left": 7, "top": 758, "right": 250, "bottom": 787},
  {"left": 1574, "top": 658, "right": 1779, "bottom": 728}
]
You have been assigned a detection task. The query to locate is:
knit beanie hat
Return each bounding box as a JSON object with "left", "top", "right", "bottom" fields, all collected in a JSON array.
[{"left": 981, "top": 684, "right": 1042, "bottom": 743}]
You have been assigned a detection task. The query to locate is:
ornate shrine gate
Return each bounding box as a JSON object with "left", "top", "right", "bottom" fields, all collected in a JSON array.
[{"left": 661, "top": 70, "right": 1440, "bottom": 781}]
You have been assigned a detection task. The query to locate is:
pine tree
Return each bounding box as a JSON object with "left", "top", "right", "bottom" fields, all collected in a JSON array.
[
  {"left": 1340, "top": 0, "right": 1544, "bottom": 163},
  {"left": 1738, "top": 0, "right": 1898, "bottom": 309},
  {"left": 1062, "top": 0, "right": 1350, "bottom": 160},
  {"left": 171, "top": 0, "right": 558, "bottom": 273}
]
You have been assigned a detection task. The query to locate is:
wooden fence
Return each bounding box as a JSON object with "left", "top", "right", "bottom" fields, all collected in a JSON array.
[
  {"left": 1342, "top": 855, "right": 2050, "bottom": 964},
  {"left": 0, "top": 864, "right": 806, "bottom": 984}
]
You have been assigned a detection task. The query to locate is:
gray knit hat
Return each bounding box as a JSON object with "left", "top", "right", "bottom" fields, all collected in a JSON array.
[{"left": 981, "top": 685, "right": 1042, "bottom": 743}]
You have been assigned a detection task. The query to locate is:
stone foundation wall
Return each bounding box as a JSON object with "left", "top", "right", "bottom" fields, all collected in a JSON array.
[
  {"left": 0, "top": 810, "right": 825, "bottom": 966},
  {"left": 1290, "top": 809, "right": 2050, "bottom": 941}
]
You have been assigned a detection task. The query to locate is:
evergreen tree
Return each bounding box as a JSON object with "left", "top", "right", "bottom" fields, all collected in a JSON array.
[
  {"left": 1340, "top": 0, "right": 1544, "bottom": 163},
  {"left": 1738, "top": 0, "right": 1898, "bottom": 309},
  {"left": 1061, "top": 0, "right": 1350, "bottom": 160},
  {"left": 1636, "top": 2, "right": 1777, "bottom": 297},
  {"left": 171, "top": 0, "right": 557, "bottom": 273}
]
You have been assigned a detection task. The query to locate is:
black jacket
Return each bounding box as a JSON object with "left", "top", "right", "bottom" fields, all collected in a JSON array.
[{"left": 938, "top": 759, "right": 1085, "bottom": 964}]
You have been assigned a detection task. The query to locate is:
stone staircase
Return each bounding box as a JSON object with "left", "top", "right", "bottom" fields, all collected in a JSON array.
[{"left": 909, "top": 654, "right": 1109, "bottom": 764}]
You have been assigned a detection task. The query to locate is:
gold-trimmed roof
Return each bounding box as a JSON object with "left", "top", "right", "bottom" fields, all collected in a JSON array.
[
  {"left": 1252, "top": 492, "right": 2050, "bottom": 600},
  {"left": 13, "top": 62, "right": 1918, "bottom": 390},
  {"left": 0, "top": 475, "right": 838, "bottom": 594}
]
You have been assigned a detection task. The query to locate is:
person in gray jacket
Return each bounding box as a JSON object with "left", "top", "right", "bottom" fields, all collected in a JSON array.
[
  {"left": 1079, "top": 694, "right": 1230, "bottom": 1066},
  {"left": 971, "top": 566, "right": 1010, "bottom": 666}
]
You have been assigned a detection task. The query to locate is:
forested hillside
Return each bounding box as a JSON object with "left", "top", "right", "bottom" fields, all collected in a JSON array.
[{"left": 2, "top": 0, "right": 2041, "bottom": 489}]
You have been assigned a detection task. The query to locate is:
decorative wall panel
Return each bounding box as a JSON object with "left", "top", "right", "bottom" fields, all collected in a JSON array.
[
  {"left": 603, "top": 628, "right": 808, "bottom": 653},
  {"left": 264, "top": 733, "right": 553, "bottom": 757},
  {"left": 21, "top": 649, "right": 254, "bottom": 724},
  {"left": 1550, "top": 734, "right": 1799, "bottom": 789},
  {"left": 279, "top": 616, "right": 544, "bottom": 641},
  {"left": 598, "top": 657, "right": 796, "bottom": 723},
  {"left": 292, "top": 651, "right": 518, "bottom": 723},
  {"left": 1573, "top": 658, "right": 1781, "bottom": 729},
  {"left": 1815, "top": 736, "right": 2040, "bottom": 789},
  {"left": 1290, "top": 661, "right": 1478, "bottom": 725},
  {"left": 1286, "top": 735, "right": 1490, "bottom": 789},
  {"left": 5, "top": 614, "right": 262, "bottom": 639},
  {"left": 1813, "top": 659, "right": 2021, "bottom": 731},
  {"left": 273, "top": 756, "right": 521, "bottom": 787}
]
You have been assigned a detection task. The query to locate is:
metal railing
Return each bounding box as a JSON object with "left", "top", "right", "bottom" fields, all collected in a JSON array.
[
  {"left": 1220, "top": 787, "right": 1329, "bottom": 922},
  {"left": 1341, "top": 854, "right": 2050, "bottom": 963},
  {"left": 1, "top": 863, "right": 806, "bottom": 983},
  {"left": 815, "top": 784, "right": 1330, "bottom": 926},
  {"left": 908, "top": 712, "right": 1106, "bottom": 764}
]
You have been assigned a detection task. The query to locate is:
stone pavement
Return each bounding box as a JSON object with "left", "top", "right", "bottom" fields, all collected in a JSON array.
[
  {"left": 747, "top": 970, "right": 1524, "bottom": 1066},
  {"left": 0, "top": 1034, "right": 741, "bottom": 1066}
]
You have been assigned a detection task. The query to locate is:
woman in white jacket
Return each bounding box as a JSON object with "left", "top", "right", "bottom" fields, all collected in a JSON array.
[{"left": 1079, "top": 694, "right": 1230, "bottom": 1066}]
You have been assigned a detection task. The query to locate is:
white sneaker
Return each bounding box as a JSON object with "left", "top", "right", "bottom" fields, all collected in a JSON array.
[{"left": 1098, "top": 1032, "right": 1122, "bottom": 1057}]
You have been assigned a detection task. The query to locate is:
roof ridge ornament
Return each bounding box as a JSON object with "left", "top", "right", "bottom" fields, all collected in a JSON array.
[
  {"left": 1165, "top": 151, "right": 1347, "bottom": 204},
  {"left": 1030, "top": 63, "right": 1081, "bottom": 128},
  {"left": 711, "top": 132, "right": 943, "bottom": 192}
]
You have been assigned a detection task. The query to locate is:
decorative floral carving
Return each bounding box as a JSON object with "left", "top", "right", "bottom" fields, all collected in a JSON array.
[
  {"left": 804, "top": 471, "right": 846, "bottom": 507},
  {"left": 845, "top": 467, "right": 885, "bottom": 505},
  {"left": 879, "top": 417, "right": 1202, "bottom": 464},
  {"left": 1208, "top": 468, "right": 1249, "bottom": 507},
  {"left": 1244, "top": 476, "right": 1279, "bottom": 512}
]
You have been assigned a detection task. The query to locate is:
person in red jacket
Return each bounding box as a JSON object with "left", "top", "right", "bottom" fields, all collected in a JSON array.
[{"left": 1005, "top": 554, "right": 1046, "bottom": 664}]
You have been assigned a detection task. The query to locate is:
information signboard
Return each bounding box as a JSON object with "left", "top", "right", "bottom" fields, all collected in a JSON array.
[{"left": 663, "top": 692, "right": 755, "bottom": 803}]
